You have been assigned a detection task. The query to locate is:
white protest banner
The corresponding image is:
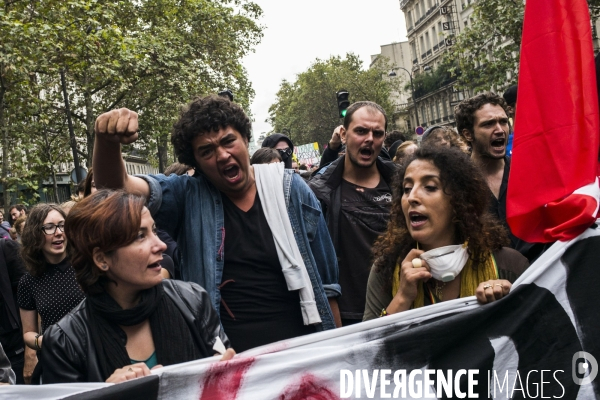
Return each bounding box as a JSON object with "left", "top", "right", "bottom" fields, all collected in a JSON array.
[{"left": 5, "top": 222, "right": 599, "bottom": 399}]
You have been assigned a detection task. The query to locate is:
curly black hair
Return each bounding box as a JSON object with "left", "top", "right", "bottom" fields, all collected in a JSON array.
[
  {"left": 372, "top": 145, "right": 509, "bottom": 286},
  {"left": 171, "top": 95, "right": 252, "bottom": 168},
  {"left": 454, "top": 92, "right": 509, "bottom": 143}
]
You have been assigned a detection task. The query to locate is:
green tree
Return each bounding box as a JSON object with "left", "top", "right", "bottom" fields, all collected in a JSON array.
[
  {"left": 445, "top": 0, "right": 600, "bottom": 91},
  {"left": 0, "top": 1, "right": 54, "bottom": 210},
  {"left": 1, "top": 0, "right": 263, "bottom": 212},
  {"left": 60, "top": 0, "right": 263, "bottom": 170},
  {"left": 409, "top": 58, "right": 456, "bottom": 98},
  {"left": 268, "top": 53, "right": 399, "bottom": 146}
]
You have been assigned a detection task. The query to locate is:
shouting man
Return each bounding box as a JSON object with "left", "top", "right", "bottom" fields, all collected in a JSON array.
[{"left": 93, "top": 95, "right": 341, "bottom": 352}]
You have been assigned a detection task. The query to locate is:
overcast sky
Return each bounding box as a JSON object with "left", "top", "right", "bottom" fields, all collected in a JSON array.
[{"left": 243, "top": 0, "right": 409, "bottom": 143}]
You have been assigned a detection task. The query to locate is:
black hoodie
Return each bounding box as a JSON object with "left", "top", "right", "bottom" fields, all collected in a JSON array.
[{"left": 262, "top": 133, "right": 294, "bottom": 169}]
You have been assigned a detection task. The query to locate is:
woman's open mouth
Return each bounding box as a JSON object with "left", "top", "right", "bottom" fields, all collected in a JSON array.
[
  {"left": 147, "top": 261, "right": 162, "bottom": 270},
  {"left": 51, "top": 240, "right": 64, "bottom": 249},
  {"left": 409, "top": 212, "right": 428, "bottom": 228}
]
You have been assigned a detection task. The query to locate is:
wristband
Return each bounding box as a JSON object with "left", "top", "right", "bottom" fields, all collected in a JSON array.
[
  {"left": 34, "top": 334, "right": 41, "bottom": 351},
  {"left": 379, "top": 308, "right": 389, "bottom": 317}
]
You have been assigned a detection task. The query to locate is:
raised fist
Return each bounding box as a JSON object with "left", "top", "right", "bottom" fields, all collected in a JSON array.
[{"left": 94, "top": 108, "right": 139, "bottom": 144}]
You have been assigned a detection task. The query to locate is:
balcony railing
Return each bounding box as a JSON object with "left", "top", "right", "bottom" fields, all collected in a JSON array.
[
  {"left": 395, "top": 103, "right": 410, "bottom": 113},
  {"left": 409, "top": 5, "right": 440, "bottom": 33}
]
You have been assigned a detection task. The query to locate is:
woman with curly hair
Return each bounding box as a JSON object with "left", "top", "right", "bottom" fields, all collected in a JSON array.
[
  {"left": 17, "top": 204, "right": 85, "bottom": 383},
  {"left": 363, "top": 146, "right": 528, "bottom": 320}
]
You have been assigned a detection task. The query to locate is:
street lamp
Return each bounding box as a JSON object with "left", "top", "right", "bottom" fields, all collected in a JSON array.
[{"left": 389, "top": 65, "right": 432, "bottom": 129}]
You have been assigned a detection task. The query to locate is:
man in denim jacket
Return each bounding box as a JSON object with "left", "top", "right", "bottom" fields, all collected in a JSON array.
[{"left": 93, "top": 95, "right": 341, "bottom": 351}]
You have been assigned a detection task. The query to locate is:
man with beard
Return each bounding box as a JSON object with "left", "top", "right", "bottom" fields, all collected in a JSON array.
[
  {"left": 309, "top": 101, "right": 396, "bottom": 326},
  {"left": 456, "top": 93, "right": 543, "bottom": 261},
  {"left": 92, "top": 95, "right": 341, "bottom": 352}
]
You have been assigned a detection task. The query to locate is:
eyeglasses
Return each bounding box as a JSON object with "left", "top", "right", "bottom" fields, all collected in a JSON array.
[{"left": 41, "top": 223, "right": 65, "bottom": 235}]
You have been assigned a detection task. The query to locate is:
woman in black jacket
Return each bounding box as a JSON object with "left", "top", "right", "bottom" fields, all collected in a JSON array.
[{"left": 42, "top": 190, "right": 233, "bottom": 384}]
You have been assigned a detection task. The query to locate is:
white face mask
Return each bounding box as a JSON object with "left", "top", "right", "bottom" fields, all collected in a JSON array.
[{"left": 419, "top": 243, "right": 469, "bottom": 282}]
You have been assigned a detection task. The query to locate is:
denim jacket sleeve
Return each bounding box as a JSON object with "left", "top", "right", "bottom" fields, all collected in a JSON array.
[
  {"left": 137, "top": 173, "right": 186, "bottom": 239},
  {"left": 290, "top": 173, "right": 341, "bottom": 298}
]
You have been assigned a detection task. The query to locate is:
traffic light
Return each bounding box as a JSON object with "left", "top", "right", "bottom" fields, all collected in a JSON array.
[{"left": 336, "top": 90, "right": 350, "bottom": 118}]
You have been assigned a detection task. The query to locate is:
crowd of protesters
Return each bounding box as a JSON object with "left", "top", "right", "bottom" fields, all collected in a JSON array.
[{"left": 1, "top": 87, "right": 537, "bottom": 385}]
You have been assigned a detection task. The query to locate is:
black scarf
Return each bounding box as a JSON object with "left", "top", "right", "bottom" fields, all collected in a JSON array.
[{"left": 87, "top": 284, "right": 202, "bottom": 380}]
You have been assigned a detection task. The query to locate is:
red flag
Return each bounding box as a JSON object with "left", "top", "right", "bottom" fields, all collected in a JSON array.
[{"left": 507, "top": 0, "right": 600, "bottom": 243}]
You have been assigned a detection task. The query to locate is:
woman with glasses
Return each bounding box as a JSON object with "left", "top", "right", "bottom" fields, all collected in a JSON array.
[{"left": 17, "top": 204, "right": 85, "bottom": 383}]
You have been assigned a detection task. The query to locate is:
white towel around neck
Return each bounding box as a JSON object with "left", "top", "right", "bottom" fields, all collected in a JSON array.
[{"left": 253, "top": 162, "right": 321, "bottom": 325}]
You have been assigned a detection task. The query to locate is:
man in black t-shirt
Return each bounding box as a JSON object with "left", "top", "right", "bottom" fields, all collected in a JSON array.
[
  {"left": 310, "top": 101, "right": 397, "bottom": 325},
  {"left": 93, "top": 95, "right": 342, "bottom": 353}
]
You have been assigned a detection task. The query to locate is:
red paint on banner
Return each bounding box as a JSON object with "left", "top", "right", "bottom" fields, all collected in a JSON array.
[
  {"left": 199, "top": 357, "right": 255, "bottom": 400},
  {"left": 278, "top": 374, "right": 339, "bottom": 400},
  {"left": 253, "top": 342, "right": 288, "bottom": 356}
]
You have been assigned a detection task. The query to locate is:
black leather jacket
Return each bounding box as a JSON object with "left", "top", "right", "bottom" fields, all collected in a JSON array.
[{"left": 42, "top": 280, "right": 230, "bottom": 383}]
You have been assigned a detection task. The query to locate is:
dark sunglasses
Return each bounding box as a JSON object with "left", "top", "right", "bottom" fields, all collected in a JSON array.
[{"left": 277, "top": 148, "right": 292, "bottom": 157}]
